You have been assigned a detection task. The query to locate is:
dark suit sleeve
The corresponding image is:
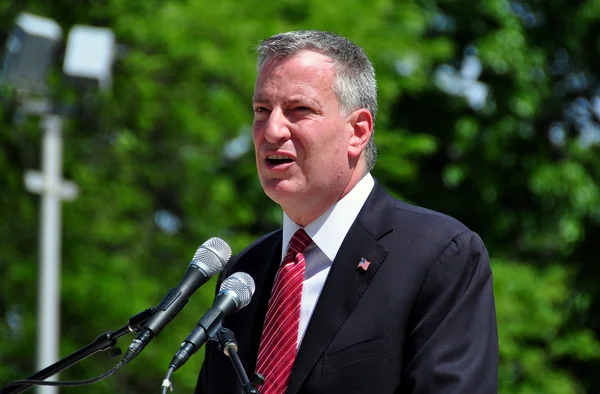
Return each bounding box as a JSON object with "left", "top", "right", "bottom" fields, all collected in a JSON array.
[
  {"left": 195, "top": 264, "right": 233, "bottom": 394},
  {"left": 399, "top": 230, "right": 498, "bottom": 393},
  {"left": 195, "top": 346, "right": 210, "bottom": 393},
  {"left": 196, "top": 341, "right": 224, "bottom": 394}
]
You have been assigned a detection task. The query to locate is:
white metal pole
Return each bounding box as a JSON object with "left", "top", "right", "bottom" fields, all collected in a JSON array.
[{"left": 35, "top": 114, "right": 63, "bottom": 394}]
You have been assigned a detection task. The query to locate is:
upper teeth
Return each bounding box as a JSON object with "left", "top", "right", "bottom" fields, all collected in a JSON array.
[{"left": 267, "top": 155, "right": 291, "bottom": 160}]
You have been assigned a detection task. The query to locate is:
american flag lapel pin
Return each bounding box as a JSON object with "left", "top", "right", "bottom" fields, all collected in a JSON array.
[{"left": 357, "top": 257, "right": 371, "bottom": 272}]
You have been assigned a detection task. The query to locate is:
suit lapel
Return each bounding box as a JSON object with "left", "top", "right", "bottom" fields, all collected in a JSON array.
[
  {"left": 222, "top": 231, "right": 283, "bottom": 372},
  {"left": 286, "top": 182, "right": 395, "bottom": 394}
]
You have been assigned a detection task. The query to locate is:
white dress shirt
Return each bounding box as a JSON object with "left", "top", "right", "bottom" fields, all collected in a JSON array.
[{"left": 281, "top": 173, "right": 375, "bottom": 348}]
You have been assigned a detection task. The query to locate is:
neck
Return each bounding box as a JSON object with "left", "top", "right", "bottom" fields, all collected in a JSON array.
[{"left": 284, "top": 170, "right": 367, "bottom": 227}]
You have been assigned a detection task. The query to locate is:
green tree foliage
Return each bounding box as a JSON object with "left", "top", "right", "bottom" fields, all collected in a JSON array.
[
  {"left": 495, "top": 261, "right": 600, "bottom": 393},
  {"left": 1, "top": 0, "right": 599, "bottom": 393}
]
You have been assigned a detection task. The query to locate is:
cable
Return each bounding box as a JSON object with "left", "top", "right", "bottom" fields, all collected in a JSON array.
[
  {"left": 160, "top": 366, "right": 175, "bottom": 394},
  {"left": 0, "top": 361, "right": 123, "bottom": 391}
]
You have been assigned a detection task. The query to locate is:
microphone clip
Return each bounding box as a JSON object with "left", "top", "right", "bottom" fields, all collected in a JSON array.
[
  {"left": 216, "top": 328, "right": 261, "bottom": 394},
  {"left": 216, "top": 327, "right": 238, "bottom": 356}
]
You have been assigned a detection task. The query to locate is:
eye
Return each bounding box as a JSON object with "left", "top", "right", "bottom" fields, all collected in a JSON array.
[
  {"left": 288, "top": 106, "right": 314, "bottom": 118},
  {"left": 253, "top": 106, "right": 271, "bottom": 120}
]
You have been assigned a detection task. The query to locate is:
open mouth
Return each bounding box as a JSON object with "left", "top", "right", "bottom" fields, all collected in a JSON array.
[{"left": 266, "top": 155, "right": 294, "bottom": 166}]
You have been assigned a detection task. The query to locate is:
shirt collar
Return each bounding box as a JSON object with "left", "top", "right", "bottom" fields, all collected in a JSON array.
[{"left": 282, "top": 173, "right": 375, "bottom": 261}]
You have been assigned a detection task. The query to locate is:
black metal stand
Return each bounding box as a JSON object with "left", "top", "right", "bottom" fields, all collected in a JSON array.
[
  {"left": 0, "top": 307, "right": 155, "bottom": 394},
  {"left": 216, "top": 328, "right": 261, "bottom": 394}
]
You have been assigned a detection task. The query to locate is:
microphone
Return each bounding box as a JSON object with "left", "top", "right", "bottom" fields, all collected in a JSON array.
[
  {"left": 168, "top": 272, "right": 255, "bottom": 371},
  {"left": 120, "top": 237, "right": 232, "bottom": 365}
]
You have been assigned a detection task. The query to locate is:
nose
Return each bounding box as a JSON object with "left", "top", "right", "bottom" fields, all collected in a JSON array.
[{"left": 263, "top": 107, "right": 291, "bottom": 144}]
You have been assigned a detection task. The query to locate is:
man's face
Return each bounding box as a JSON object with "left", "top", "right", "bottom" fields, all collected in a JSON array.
[{"left": 252, "top": 51, "right": 355, "bottom": 224}]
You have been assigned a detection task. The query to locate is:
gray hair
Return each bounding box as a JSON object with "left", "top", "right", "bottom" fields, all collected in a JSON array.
[{"left": 256, "top": 30, "right": 378, "bottom": 172}]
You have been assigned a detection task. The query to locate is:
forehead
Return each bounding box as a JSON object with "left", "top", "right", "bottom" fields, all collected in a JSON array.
[{"left": 253, "top": 51, "right": 336, "bottom": 101}]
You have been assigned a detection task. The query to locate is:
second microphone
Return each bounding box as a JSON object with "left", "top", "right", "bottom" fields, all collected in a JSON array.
[
  {"left": 121, "top": 237, "right": 232, "bottom": 365},
  {"left": 168, "top": 271, "right": 256, "bottom": 371}
]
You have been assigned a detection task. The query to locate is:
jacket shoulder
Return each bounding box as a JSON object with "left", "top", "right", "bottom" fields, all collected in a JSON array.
[
  {"left": 220, "top": 228, "right": 282, "bottom": 278},
  {"left": 234, "top": 228, "right": 282, "bottom": 262},
  {"left": 394, "top": 199, "right": 470, "bottom": 236}
]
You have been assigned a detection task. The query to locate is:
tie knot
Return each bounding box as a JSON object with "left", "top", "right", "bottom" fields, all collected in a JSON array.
[{"left": 287, "top": 229, "right": 312, "bottom": 255}]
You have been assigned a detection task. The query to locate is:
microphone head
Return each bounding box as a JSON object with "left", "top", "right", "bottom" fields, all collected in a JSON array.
[
  {"left": 219, "top": 272, "right": 255, "bottom": 308},
  {"left": 191, "top": 237, "right": 232, "bottom": 277}
]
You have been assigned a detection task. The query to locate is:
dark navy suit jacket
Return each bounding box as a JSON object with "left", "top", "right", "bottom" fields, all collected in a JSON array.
[{"left": 195, "top": 180, "right": 498, "bottom": 393}]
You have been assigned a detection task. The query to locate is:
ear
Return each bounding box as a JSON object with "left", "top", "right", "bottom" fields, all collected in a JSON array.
[{"left": 347, "top": 108, "right": 373, "bottom": 160}]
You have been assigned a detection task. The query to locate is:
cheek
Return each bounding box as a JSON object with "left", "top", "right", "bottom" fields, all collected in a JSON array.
[
  {"left": 252, "top": 127, "right": 262, "bottom": 148},
  {"left": 296, "top": 120, "right": 346, "bottom": 162},
  {"left": 320, "top": 125, "right": 348, "bottom": 156}
]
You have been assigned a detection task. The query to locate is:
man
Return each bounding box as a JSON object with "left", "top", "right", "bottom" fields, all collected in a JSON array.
[{"left": 196, "top": 30, "right": 498, "bottom": 394}]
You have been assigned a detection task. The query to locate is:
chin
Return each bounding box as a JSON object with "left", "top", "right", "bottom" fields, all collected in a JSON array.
[{"left": 261, "top": 179, "right": 303, "bottom": 204}]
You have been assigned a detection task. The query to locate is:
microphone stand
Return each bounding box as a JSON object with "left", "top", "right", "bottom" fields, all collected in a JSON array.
[
  {"left": 216, "top": 328, "right": 260, "bottom": 394},
  {"left": 0, "top": 307, "right": 155, "bottom": 394}
]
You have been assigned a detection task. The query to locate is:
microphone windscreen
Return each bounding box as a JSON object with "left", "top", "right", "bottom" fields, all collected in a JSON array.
[
  {"left": 192, "top": 237, "right": 232, "bottom": 277},
  {"left": 220, "top": 272, "right": 255, "bottom": 308}
]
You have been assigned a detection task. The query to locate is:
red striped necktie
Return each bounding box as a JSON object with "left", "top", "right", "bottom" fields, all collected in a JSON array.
[{"left": 256, "top": 229, "right": 312, "bottom": 394}]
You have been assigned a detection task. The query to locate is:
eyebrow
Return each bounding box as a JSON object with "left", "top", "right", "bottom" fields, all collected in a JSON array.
[
  {"left": 252, "top": 95, "right": 269, "bottom": 103},
  {"left": 252, "top": 95, "right": 317, "bottom": 106}
]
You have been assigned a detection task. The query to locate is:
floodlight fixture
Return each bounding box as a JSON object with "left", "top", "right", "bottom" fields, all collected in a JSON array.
[
  {"left": 63, "top": 25, "right": 115, "bottom": 90},
  {"left": 0, "top": 14, "right": 116, "bottom": 394},
  {"left": 0, "top": 13, "right": 63, "bottom": 94}
]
